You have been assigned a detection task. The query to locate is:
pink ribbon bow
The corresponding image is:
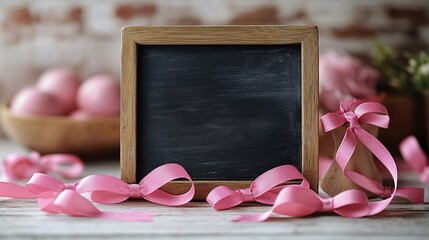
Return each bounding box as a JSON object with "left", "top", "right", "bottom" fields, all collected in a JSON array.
[
  {"left": 76, "top": 163, "right": 195, "bottom": 206},
  {"left": 0, "top": 173, "right": 156, "bottom": 221},
  {"left": 233, "top": 185, "right": 371, "bottom": 222},
  {"left": 320, "top": 99, "right": 424, "bottom": 212},
  {"left": 0, "top": 163, "right": 195, "bottom": 221},
  {"left": 321, "top": 100, "right": 396, "bottom": 198},
  {"left": 1, "top": 152, "right": 84, "bottom": 181},
  {"left": 400, "top": 136, "right": 429, "bottom": 185},
  {"left": 206, "top": 165, "right": 309, "bottom": 210}
]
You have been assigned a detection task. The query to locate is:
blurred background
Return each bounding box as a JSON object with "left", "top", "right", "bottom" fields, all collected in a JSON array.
[{"left": 0, "top": 0, "right": 428, "bottom": 154}]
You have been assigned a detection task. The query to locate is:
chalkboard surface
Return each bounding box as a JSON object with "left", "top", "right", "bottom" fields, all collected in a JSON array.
[{"left": 136, "top": 44, "right": 302, "bottom": 181}]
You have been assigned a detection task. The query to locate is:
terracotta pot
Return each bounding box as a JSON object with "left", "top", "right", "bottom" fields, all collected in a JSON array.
[
  {"left": 320, "top": 124, "right": 383, "bottom": 197},
  {"left": 379, "top": 92, "right": 427, "bottom": 154}
]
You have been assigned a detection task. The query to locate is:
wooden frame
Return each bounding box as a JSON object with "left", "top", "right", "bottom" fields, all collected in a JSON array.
[{"left": 121, "top": 26, "right": 319, "bottom": 199}]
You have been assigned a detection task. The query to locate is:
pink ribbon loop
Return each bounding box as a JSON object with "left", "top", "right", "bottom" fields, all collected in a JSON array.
[
  {"left": 206, "top": 165, "right": 310, "bottom": 210},
  {"left": 233, "top": 185, "right": 371, "bottom": 222},
  {"left": 79, "top": 163, "right": 195, "bottom": 206},
  {"left": 400, "top": 136, "right": 429, "bottom": 185},
  {"left": 1, "top": 152, "right": 84, "bottom": 181}
]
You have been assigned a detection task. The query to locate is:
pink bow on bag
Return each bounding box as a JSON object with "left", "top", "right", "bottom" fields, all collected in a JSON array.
[
  {"left": 1, "top": 152, "right": 84, "bottom": 181},
  {"left": 233, "top": 185, "right": 371, "bottom": 222},
  {"left": 321, "top": 100, "right": 398, "bottom": 200},
  {"left": 400, "top": 136, "right": 429, "bottom": 185},
  {"left": 321, "top": 99, "right": 423, "bottom": 209},
  {"left": 206, "top": 165, "right": 309, "bottom": 210},
  {"left": 0, "top": 163, "right": 195, "bottom": 221}
]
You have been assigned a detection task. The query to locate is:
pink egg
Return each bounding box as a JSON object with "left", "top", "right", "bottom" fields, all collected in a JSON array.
[
  {"left": 77, "top": 74, "right": 120, "bottom": 117},
  {"left": 10, "top": 87, "right": 64, "bottom": 116},
  {"left": 37, "top": 68, "right": 81, "bottom": 114}
]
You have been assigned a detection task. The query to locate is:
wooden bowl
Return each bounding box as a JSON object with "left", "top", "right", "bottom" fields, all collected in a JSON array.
[{"left": 0, "top": 104, "right": 120, "bottom": 157}]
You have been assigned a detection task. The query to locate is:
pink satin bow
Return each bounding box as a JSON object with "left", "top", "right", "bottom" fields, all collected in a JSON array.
[
  {"left": 0, "top": 173, "right": 156, "bottom": 221},
  {"left": 321, "top": 100, "right": 399, "bottom": 200},
  {"left": 1, "top": 151, "right": 84, "bottom": 181},
  {"left": 233, "top": 185, "right": 371, "bottom": 222},
  {"left": 0, "top": 163, "right": 194, "bottom": 221},
  {"left": 400, "top": 136, "right": 429, "bottom": 185},
  {"left": 76, "top": 163, "right": 195, "bottom": 206},
  {"left": 206, "top": 165, "right": 309, "bottom": 210},
  {"left": 320, "top": 99, "right": 424, "bottom": 211}
]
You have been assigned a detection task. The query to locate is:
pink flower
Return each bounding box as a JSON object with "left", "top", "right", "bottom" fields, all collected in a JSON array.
[{"left": 319, "top": 51, "right": 380, "bottom": 111}]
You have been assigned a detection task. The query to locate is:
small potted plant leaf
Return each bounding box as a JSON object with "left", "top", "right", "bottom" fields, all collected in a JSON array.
[{"left": 372, "top": 39, "right": 429, "bottom": 152}]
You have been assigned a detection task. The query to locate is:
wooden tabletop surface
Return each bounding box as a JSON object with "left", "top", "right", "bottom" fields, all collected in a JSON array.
[{"left": 0, "top": 140, "right": 428, "bottom": 240}]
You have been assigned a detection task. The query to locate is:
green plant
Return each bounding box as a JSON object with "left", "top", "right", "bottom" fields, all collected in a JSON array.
[{"left": 372, "top": 39, "right": 429, "bottom": 95}]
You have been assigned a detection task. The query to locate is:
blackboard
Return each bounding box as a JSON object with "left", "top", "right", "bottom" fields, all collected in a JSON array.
[
  {"left": 120, "top": 26, "right": 319, "bottom": 199},
  {"left": 136, "top": 45, "right": 302, "bottom": 181}
]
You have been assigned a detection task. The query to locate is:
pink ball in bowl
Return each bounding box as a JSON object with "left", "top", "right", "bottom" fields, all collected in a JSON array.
[
  {"left": 77, "top": 74, "right": 120, "bottom": 117},
  {"left": 37, "top": 68, "right": 81, "bottom": 114},
  {"left": 10, "top": 87, "right": 64, "bottom": 117}
]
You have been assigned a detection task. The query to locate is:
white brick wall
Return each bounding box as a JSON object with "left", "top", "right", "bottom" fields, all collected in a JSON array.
[{"left": 1, "top": 0, "right": 429, "bottom": 138}]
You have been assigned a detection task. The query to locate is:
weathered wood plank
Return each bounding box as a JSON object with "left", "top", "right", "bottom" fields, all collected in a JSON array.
[{"left": 0, "top": 140, "right": 428, "bottom": 240}]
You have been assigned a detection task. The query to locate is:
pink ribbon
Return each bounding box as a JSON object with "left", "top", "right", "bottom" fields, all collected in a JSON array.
[
  {"left": 230, "top": 99, "right": 424, "bottom": 222},
  {"left": 36, "top": 191, "right": 157, "bottom": 221},
  {"left": 0, "top": 173, "right": 156, "bottom": 221},
  {"left": 0, "top": 163, "right": 194, "bottom": 221},
  {"left": 76, "top": 163, "right": 195, "bottom": 206},
  {"left": 206, "top": 165, "right": 309, "bottom": 210},
  {"left": 320, "top": 99, "right": 424, "bottom": 211},
  {"left": 400, "top": 136, "right": 429, "bottom": 185},
  {"left": 318, "top": 156, "right": 423, "bottom": 203},
  {"left": 233, "top": 185, "right": 371, "bottom": 222},
  {"left": 321, "top": 100, "right": 399, "bottom": 204},
  {"left": 1, "top": 152, "right": 84, "bottom": 181}
]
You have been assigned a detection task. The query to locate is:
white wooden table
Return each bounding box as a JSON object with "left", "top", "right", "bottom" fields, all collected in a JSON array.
[{"left": 0, "top": 140, "right": 428, "bottom": 240}]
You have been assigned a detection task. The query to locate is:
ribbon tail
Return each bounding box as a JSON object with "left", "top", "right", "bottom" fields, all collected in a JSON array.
[
  {"left": 98, "top": 212, "right": 158, "bottom": 221},
  {"left": 354, "top": 128, "right": 398, "bottom": 215},
  {"left": 395, "top": 187, "right": 425, "bottom": 203},
  {"left": 39, "top": 190, "right": 156, "bottom": 221},
  {"left": 319, "top": 156, "right": 333, "bottom": 178},
  {"left": 0, "top": 183, "right": 36, "bottom": 198},
  {"left": 335, "top": 128, "right": 357, "bottom": 170},
  {"left": 355, "top": 128, "right": 397, "bottom": 180},
  {"left": 232, "top": 210, "right": 274, "bottom": 222},
  {"left": 400, "top": 136, "right": 428, "bottom": 174}
]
